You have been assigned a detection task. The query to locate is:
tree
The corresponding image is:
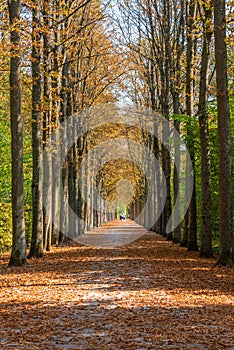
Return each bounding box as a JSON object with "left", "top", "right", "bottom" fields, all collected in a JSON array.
[
  {"left": 28, "top": 0, "right": 44, "bottom": 258},
  {"left": 214, "top": 0, "right": 233, "bottom": 266},
  {"left": 8, "top": 0, "right": 27, "bottom": 266},
  {"left": 197, "top": 1, "right": 213, "bottom": 258},
  {"left": 185, "top": 0, "right": 198, "bottom": 252}
]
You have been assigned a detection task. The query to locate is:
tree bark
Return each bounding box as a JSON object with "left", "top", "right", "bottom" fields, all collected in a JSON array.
[
  {"left": 28, "top": 0, "right": 44, "bottom": 259},
  {"left": 198, "top": 3, "right": 213, "bottom": 258},
  {"left": 181, "top": 153, "right": 190, "bottom": 247},
  {"left": 59, "top": 55, "right": 69, "bottom": 244},
  {"left": 173, "top": 117, "right": 181, "bottom": 244},
  {"left": 51, "top": 0, "right": 61, "bottom": 246},
  {"left": 42, "top": 0, "right": 52, "bottom": 251},
  {"left": 171, "top": 0, "right": 185, "bottom": 243},
  {"left": 8, "top": 0, "right": 27, "bottom": 266},
  {"left": 214, "top": 0, "right": 233, "bottom": 266},
  {"left": 186, "top": 0, "right": 198, "bottom": 251}
]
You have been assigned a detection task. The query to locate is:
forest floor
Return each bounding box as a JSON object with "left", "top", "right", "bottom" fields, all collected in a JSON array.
[{"left": 0, "top": 220, "right": 234, "bottom": 350}]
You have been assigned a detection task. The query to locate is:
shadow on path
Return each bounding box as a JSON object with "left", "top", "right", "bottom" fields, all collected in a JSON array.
[{"left": 0, "top": 220, "right": 233, "bottom": 349}]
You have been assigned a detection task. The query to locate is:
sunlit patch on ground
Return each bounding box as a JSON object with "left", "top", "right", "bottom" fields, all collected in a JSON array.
[{"left": 0, "top": 220, "right": 233, "bottom": 349}]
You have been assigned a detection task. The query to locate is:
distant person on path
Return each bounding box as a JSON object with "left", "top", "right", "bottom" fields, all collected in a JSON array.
[{"left": 120, "top": 214, "right": 126, "bottom": 222}]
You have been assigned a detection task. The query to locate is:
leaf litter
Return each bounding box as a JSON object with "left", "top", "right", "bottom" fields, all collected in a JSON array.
[{"left": 0, "top": 220, "right": 233, "bottom": 349}]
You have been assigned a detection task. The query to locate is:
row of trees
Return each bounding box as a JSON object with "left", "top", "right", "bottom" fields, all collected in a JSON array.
[
  {"left": 108, "top": 0, "right": 233, "bottom": 265},
  {"left": 6, "top": 0, "right": 124, "bottom": 265},
  {"left": 3, "top": 0, "right": 233, "bottom": 266}
]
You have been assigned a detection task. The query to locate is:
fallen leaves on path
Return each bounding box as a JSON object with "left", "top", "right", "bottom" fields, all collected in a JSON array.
[{"left": 0, "top": 221, "right": 233, "bottom": 350}]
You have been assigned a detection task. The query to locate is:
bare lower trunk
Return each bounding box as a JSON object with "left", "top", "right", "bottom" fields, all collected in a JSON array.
[
  {"left": 186, "top": 0, "right": 198, "bottom": 252},
  {"left": 42, "top": 0, "right": 52, "bottom": 251},
  {"left": 59, "top": 55, "right": 70, "bottom": 244},
  {"left": 8, "top": 0, "right": 27, "bottom": 266},
  {"left": 181, "top": 153, "right": 190, "bottom": 247},
  {"left": 29, "top": 1, "right": 44, "bottom": 259},
  {"left": 198, "top": 3, "right": 213, "bottom": 258},
  {"left": 173, "top": 119, "right": 181, "bottom": 244},
  {"left": 187, "top": 166, "right": 198, "bottom": 251},
  {"left": 214, "top": 0, "right": 233, "bottom": 266}
]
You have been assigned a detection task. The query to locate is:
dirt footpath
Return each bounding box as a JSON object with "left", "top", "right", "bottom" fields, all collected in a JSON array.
[{"left": 0, "top": 221, "right": 233, "bottom": 349}]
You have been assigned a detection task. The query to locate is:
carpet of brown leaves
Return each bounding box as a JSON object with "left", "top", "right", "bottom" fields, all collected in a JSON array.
[{"left": 0, "top": 220, "right": 233, "bottom": 350}]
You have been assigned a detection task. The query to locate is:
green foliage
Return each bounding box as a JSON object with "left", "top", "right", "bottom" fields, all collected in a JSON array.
[
  {"left": 0, "top": 112, "right": 11, "bottom": 202},
  {"left": 208, "top": 97, "right": 234, "bottom": 238},
  {"left": 0, "top": 73, "right": 32, "bottom": 205},
  {"left": 0, "top": 203, "right": 12, "bottom": 254},
  {"left": 171, "top": 114, "right": 202, "bottom": 240},
  {"left": 172, "top": 114, "right": 201, "bottom": 155},
  {"left": 0, "top": 203, "right": 32, "bottom": 254},
  {"left": 208, "top": 102, "right": 219, "bottom": 238},
  {"left": 0, "top": 79, "right": 32, "bottom": 254},
  {"left": 170, "top": 108, "right": 224, "bottom": 245}
]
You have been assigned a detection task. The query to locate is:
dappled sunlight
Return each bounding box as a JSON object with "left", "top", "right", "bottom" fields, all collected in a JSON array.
[{"left": 0, "top": 227, "right": 233, "bottom": 349}]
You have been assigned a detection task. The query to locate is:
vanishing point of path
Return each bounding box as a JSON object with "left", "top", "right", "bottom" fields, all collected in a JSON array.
[{"left": 0, "top": 220, "right": 233, "bottom": 350}]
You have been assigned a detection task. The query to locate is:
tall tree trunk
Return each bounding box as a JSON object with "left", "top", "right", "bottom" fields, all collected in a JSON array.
[
  {"left": 28, "top": 0, "right": 44, "bottom": 259},
  {"left": 51, "top": 0, "right": 61, "bottom": 246},
  {"left": 67, "top": 128, "right": 75, "bottom": 236},
  {"left": 8, "top": 0, "right": 27, "bottom": 266},
  {"left": 198, "top": 3, "right": 213, "bottom": 258},
  {"left": 186, "top": 0, "right": 198, "bottom": 251},
  {"left": 163, "top": 0, "right": 172, "bottom": 240},
  {"left": 171, "top": 0, "right": 185, "bottom": 244},
  {"left": 59, "top": 54, "right": 69, "bottom": 244},
  {"left": 181, "top": 153, "right": 190, "bottom": 247},
  {"left": 76, "top": 123, "right": 85, "bottom": 235},
  {"left": 59, "top": 119, "right": 68, "bottom": 245},
  {"left": 88, "top": 150, "right": 95, "bottom": 231},
  {"left": 214, "top": 0, "right": 233, "bottom": 266},
  {"left": 74, "top": 128, "right": 80, "bottom": 234},
  {"left": 42, "top": 0, "right": 52, "bottom": 251},
  {"left": 147, "top": 7, "right": 163, "bottom": 235},
  {"left": 173, "top": 117, "right": 181, "bottom": 244},
  {"left": 154, "top": 126, "right": 163, "bottom": 235}
]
